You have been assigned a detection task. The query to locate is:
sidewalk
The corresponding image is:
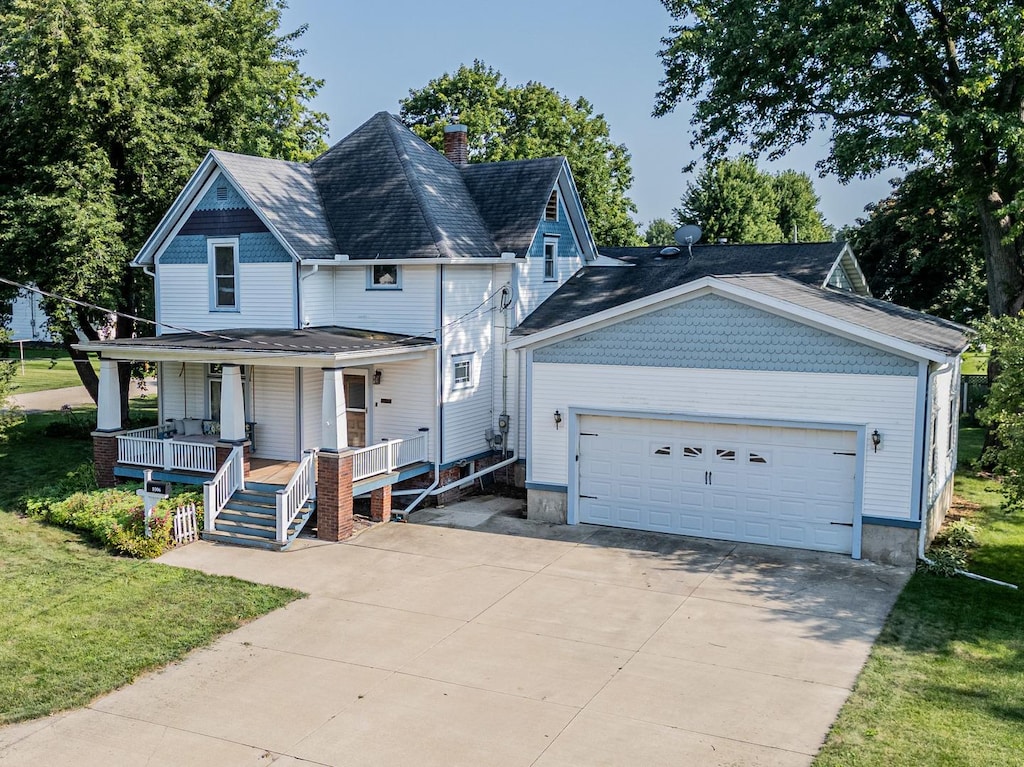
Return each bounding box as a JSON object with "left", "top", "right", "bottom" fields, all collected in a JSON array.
[{"left": 9, "top": 380, "right": 155, "bottom": 414}]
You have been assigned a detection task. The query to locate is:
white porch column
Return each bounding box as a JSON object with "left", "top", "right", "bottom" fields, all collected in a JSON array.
[
  {"left": 96, "top": 358, "right": 122, "bottom": 431},
  {"left": 220, "top": 364, "right": 246, "bottom": 442},
  {"left": 321, "top": 367, "right": 348, "bottom": 451}
]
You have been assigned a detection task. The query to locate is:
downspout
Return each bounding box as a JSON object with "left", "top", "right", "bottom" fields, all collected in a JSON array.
[
  {"left": 916, "top": 362, "right": 1017, "bottom": 589},
  {"left": 298, "top": 263, "right": 318, "bottom": 328}
]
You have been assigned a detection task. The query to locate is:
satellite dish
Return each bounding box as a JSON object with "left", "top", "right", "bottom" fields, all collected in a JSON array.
[{"left": 674, "top": 224, "right": 703, "bottom": 246}]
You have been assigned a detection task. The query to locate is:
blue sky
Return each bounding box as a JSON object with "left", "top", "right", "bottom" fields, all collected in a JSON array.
[{"left": 280, "top": 0, "right": 894, "bottom": 234}]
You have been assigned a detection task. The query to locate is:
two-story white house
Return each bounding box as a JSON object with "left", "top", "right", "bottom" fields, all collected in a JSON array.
[{"left": 80, "top": 112, "right": 970, "bottom": 565}]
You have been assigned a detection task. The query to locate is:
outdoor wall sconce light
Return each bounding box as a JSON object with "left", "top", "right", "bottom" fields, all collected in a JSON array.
[
  {"left": 373, "top": 369, "right": 382, "bottom": 385},
  {"left": 871, "top": 429, "right": 881, "bottom": 452},
  {"left": 554, "top": 410, "right": 562, "bottom": 429}
]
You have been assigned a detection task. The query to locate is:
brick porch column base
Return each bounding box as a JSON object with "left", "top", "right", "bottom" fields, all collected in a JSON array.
[
  {"left": 317, "top": 450, "right": 354, "bottom": 541},
  {"left": 92, "top": 431, "right": 122, "bottom": 488},
  {"left": 215, "top": 441, "right": 251, "bottom": 477},
  {"left": 370, "top": 485, "right": 392, "bottom": 523}
]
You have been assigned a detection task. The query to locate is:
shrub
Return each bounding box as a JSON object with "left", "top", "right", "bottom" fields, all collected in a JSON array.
[
  {"left": 918, "top": 546, "right": 968, "bottom": 577},
  {"left": 22, "top": 476, "right": 204, "bottom": 559},
  {"left": 939, "top": 520, "right": 979, "bottom": 549}
]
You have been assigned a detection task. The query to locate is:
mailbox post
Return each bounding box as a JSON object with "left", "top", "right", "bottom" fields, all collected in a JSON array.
[{"left": 136, "top": 469, "right": 170, "bottom": 538}]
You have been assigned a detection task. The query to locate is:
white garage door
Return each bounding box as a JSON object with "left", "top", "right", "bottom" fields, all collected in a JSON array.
[{"left": 577, "top": 416, "right": 857, "bottom": 554}]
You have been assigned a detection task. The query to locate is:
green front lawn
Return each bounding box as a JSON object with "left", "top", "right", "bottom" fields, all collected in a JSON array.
[
  {"left": 0, "top": 412, "right": 302, "bottom": 724},
  {"left": 3, "top": 347, "right": 100, "bottom": 394},
  {"left": 814, "top": 436, "right": 1024, "bottom": 766}
]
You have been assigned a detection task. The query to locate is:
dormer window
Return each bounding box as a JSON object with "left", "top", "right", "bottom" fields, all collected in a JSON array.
[
  {"left": 545, "top": 190, "right": 558, "bottom": 221},
  {"left": 368, "top": 264, "right": 401, "bottom": 289},
  {"left": 208, "top": 238, "right": 239, "bottom": 311}
]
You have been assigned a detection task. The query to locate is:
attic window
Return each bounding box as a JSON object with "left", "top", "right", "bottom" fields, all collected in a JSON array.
[
  {"left": 545, "top": 190, "right": 558, "bottom": 221},
  {"left": 216, "top": 186, "right": 228, "bottom": 201}
]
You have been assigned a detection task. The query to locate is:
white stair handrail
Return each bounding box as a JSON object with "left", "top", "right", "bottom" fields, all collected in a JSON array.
[
  {"left": 203, "top": 445, "right": 244, "bottom": 532},
  {"left": 275, "top": 449, "right": 317, "bottom": 544}
]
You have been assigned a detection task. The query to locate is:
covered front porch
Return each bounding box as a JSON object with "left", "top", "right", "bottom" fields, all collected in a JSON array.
[{"left": 76, "top": 326, "right": 438, "bottom": 548}]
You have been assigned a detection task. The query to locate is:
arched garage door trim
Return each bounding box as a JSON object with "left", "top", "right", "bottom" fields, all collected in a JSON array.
[{"left": 566, "top": 407, "right": 866, "bottom": 559}]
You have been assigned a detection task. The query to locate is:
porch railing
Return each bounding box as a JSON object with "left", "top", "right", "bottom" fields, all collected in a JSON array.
[
  {"left": 203, "top": 445, "right": 244, "bottom": 533},
  {"left": 117, "top": 425, "right": 217, "bottom": 474},
  {"left": 351, "top": 433, "right": 428, "bottom": 481},
  {"left": 276, "top": 449, "right": 317, "bottom": 544}
]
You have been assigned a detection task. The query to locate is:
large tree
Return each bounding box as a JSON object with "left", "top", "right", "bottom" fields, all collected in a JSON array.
[
  {"left": 0, "top": 0, "right": 326, "bottom": 414},
  {"left": 400, "top": 61, "right": 641, "bottom": 246},
  {"left": 849, "top": 166, "right": 987, "bottom": 324},
  {"left": 655, "top": 1, "right": 1024, "bottom": 316},
  {"left": 644, "top": 218, "right": 677, "bottom": 245},
  {"left": 675, "top": 158, "right": 831, "bottom": 243}
]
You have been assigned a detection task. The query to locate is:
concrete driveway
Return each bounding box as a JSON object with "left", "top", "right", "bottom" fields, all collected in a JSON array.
[{"left": 0, "top": 498, "right": 910, "bottom": 766}]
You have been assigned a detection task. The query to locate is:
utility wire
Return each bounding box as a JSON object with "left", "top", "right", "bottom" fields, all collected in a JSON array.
[{"left": 1, "top": 276, "right": 510, "bottom": 354}]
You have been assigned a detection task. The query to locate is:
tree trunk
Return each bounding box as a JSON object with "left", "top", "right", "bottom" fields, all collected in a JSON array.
[
  {"left": 63, "top": 331, "right": 99, "bottom": 404},
  {"left": 977, "top": 192, "right": 1024, "bottom": 317}
]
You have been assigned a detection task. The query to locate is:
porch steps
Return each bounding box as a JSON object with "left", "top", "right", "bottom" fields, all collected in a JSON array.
[{"left": 203, "top": 481, "right": 315, "bottom": 552}]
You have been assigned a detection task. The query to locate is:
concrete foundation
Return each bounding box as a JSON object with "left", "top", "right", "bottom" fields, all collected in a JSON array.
[
  {"left": 526, "top": 489, "right": 568, "bottom": 524},
  {"left": 860, "top": 524, "right": 918, "bottom": 567}
]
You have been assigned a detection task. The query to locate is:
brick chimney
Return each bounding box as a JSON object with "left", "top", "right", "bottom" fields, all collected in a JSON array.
[{"left": 443, "top": 124, "right": 469, "bottom": 166}]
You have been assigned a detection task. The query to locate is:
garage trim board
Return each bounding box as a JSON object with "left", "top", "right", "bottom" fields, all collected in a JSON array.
[{"left": 566, "top": 408, "right": 866, "bottom": 558}]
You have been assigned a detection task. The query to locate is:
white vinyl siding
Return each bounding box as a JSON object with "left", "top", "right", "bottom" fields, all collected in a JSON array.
[
  {"left": 329, "top": 265, "right": 436, "bottom": 336},
  {"left": 372, "top": 355, "right": 437, "bottom": 461},
  {"left": 530, "top": 363, "right": 919, "bottom": 522},
  {"left": 927, "top": 362, "right": 958, "bottom": 505},
  {"left": 251, "top": 366, "right": 297, "bottom": 460},
  {"left": 158, "top": 262, "right": 296, "bottom": 332},
  {"left": 442, "top": 265, "right": 495, "bottom": 463},
  {"left": 299, "top": 270, "right": 334, "bottom": 328}
]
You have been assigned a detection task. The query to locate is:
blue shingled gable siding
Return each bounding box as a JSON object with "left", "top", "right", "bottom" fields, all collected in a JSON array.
[
  {"left": 160, "top": 233, "right": 291, "bottom": 264},
  {"left": 158, "top": 172, "right": 291, "bottom": 264},
  {"left": 529, "top": 200, "right": 578, "bottom": 258},
  {"left": 533, "top": 293, "right": 918, "bottom": 376},
  {"left": 196, "top": 173, "right": 248, "bottom": 210}
]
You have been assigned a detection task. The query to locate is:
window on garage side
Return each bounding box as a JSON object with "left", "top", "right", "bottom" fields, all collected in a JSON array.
[
  {"left": 368, "top": 264, "right": 401, "bottom": 289},
  {"left": 208, "top": 238, "right": 239, "bottom": 311},
  {"left": 452, "top": 352, "right": 473, "bottom": 389}
]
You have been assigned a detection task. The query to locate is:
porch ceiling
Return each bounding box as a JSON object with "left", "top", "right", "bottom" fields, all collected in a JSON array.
[{"left": 74, "top": 326, "right": 436, "bottom": 368}]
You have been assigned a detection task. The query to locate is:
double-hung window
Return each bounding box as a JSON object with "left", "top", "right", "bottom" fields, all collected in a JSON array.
[
  {"left": 543, "top": 237, "right": 557, "bottom": 281},
  {"left": 209, "top": 238, "right": 239, "bottom": 311}
]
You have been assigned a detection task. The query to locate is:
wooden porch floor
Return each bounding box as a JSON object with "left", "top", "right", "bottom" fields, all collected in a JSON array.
[{"left": 248, "top": 459, "right": 300, "bottom": 485}]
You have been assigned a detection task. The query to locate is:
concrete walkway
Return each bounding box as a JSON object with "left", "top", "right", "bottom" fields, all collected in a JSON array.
[
  {"left": 9, "top": 381, "right": 154, "bottom": 414},
  {"left": 0, "top": 498, "right": 910, "bottom": 766}
]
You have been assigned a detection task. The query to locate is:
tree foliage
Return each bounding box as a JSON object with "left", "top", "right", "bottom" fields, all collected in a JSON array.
[
  {"left": 644, "top": 218, "right": 677, "bottom": 245},
  {"left": 656, "top": 0, "right": 1024, "bottom": 316},
  {"left": 975, "top": 314, "right": 1024, "bottom": 511},
  {"left": 850, "top": 167, "right": 987, "bottom": 324},
  {"left": 0, "top": 0, "right": 326, "bottom": 409},
  {"left": 400, "top": 61, "right": 641, "bottom": 246},
  {"left": 675, "top": 158, "right": 831, "bottom": 244},
  {"left": 0, "top": 329, "right": 21, "bottom": 441}
]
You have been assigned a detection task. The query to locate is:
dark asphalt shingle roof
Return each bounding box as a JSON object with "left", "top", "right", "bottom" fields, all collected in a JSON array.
[
  {"left": 212, "top": 150, "right": 337, "bottom": 260},
  {"left": 311, "top": 112, "right": 497, "bottom": 259},
  {"left": 513, "top": 243, "right": 970, "bottom": 357},
  {"left": 461, "top": 157, "right": 564, "bottom": 257},
  {"left": 100, "top": 327, "right": 435, "bottom": 355}
]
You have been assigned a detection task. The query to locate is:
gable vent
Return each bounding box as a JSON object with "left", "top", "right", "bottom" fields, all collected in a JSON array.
[
  {"left": 545, "top": 190, "right": 558, "bottom": 221},
  {"left": 216, "top": 186, "right": 228, "bottom": 201}
]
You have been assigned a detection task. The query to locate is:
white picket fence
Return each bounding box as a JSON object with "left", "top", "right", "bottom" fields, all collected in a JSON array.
[{"left": 172, "top": 503, "right": 199, "bottom": 545}]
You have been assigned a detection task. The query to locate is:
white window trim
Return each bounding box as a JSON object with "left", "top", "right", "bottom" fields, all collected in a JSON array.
[
  {"left": 367, "top": 264, "right": 402, "bottom": 290},
  {"left": 452, "top": 352, "right": 474, "bottom": 389},
  {"left": 208, "top": 237, "right": 240, "bottom": 311},
  {"left": 543, "top": 237, "right": 558, "bottom": 282}
]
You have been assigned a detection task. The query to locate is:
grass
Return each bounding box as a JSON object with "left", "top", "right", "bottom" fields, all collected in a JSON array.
[
  {"left": 0, "top": 412, "right": 302, "bottom": 724},
  {"left": 814, "top": 428, "right": 1024, "bottom": 767},
  {"left": 3, "top": 346, "right": 100, "bottom": 394}
]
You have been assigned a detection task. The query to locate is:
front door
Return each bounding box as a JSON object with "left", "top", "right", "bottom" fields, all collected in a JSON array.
[{"left": 344, "top": 373, "right": 367, "bottom": 447}]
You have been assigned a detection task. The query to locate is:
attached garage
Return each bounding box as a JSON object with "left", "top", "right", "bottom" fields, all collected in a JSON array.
[
  {"left": 576, "top": 415, "right": 858, "bottom": 554},
  {"left": 508, "top": 243, "right": 971, "bottom": 565}
]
